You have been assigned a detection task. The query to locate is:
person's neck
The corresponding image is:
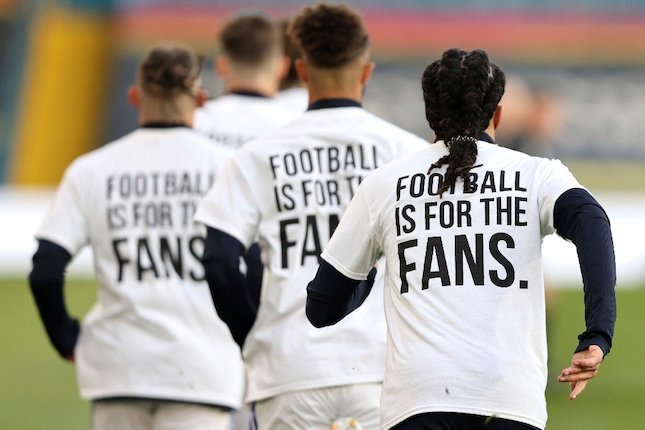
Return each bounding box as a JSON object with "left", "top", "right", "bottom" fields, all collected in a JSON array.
[
  {"left": 225, "top": 81, "right": 276, "bottom": 98},
  {"left": 307, "top": 87, "right": 362, "bottom": 106},
  {"left": 484, "top": 124, "right": 496, "bottom": 140},
  {"left": 138, "top": 114, "right": 192, "bottom": 128}
]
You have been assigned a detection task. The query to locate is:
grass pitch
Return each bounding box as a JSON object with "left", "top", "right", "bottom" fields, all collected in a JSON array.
[{"left": 1, "top": 278, "right": 644, "bottom": 429}]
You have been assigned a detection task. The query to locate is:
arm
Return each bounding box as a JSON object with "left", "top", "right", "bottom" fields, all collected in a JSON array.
[
  {"left": 306, "top": 177, "right": 382, "bottom": 328},
  {"left": 553, "top": 188, "right": 616, "bottom": 399},
  {"left": 306, "top": 262, "right": 377, "bottom": 328},
  {"left": 28, "top": 239, "right": 79, "bottom": 361},
  {"left": 201, "top": 227, "right": 259, "bottom": 348},
  {"left": 243, "top": 243, "right": 263, "bottom": 309}
]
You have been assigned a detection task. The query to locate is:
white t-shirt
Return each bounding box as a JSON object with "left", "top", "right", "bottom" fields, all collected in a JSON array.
[
  {"left": 194, "top": 94, "right": 294, "bottom": 149},
  {"left": 36, "top": 127, "right": 245, "bottom": 408},
  {"left": 195, "top": 106, "right": 427, "bottom": 402},
  {"left": 276, "top": 87, "right": 308, "bottom": 117},
  {"left": 321, "top": 141, "right": 582, "bottom": 430}
]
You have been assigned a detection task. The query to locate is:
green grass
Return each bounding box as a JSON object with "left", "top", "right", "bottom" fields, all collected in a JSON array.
[
  {"left": 546, "top": 287, "right": 645, "bottom": 429},
  {"left": 2, "top": 278, "right": 644, "bottom": 429},
  {"left": 565, "top": 161, "right": 645, "bottom": 193},
  {"left": 0, "top": 279, "right": 96, "bottom": 429}
]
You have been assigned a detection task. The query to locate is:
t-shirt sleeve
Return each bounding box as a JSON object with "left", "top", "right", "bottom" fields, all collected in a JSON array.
[
  {"left": 538, "top": 159, "right": 583, "bottom": 237},
  {"left": 321, "top": 180, "right": 383, "bottom": 280},
  {"left": 194, "top": 154, "right": 261, "bottom": 249},
  {"left": 35, "top": 161, "right": 89, "bottom": 256}
]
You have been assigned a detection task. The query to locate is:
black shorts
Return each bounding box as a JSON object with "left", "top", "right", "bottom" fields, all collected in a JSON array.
[{"left": 391, "top": 412, "right": 540, "bottom": 430}]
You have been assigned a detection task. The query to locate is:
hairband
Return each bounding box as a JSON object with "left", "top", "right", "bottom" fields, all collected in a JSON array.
[{"left": 447, "top": 135, "right": 477, "bottom": 147}]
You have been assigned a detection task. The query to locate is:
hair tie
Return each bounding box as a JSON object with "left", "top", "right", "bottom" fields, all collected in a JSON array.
[{"left": 447, "top": 135, "right": 477, "bottom": 148}]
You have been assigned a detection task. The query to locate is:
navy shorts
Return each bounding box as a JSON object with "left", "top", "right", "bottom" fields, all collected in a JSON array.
[{"left": 391, "top": 412, "right": 540, "bottom": 430}]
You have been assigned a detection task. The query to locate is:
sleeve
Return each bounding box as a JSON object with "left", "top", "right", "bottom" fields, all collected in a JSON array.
[
  {"left": 194, "top": 154, "right": 261, "bottom": 249},
  {"left": 321, "top": 179, "right": 382, "bottom": 279},
  {"left": 537, "top": 159, "right": 582, "bottom": 237},
  {"left": 553, "top": 189, "right": 616, "bottom": 356},
  {"left": 36, "top": 160, "right": 90, "bottom": 256},
  {"left": 28, "top": 239, "right": 79, "bottom": 359},
  {"left": 243, "top": 243, "right": 264, "bottom": 309},
  {"left": 306, "top": 263, "right": 377, "bottom": 328},
  {"left": 202, "top": 227, "right": 257, "bottom": 348}
]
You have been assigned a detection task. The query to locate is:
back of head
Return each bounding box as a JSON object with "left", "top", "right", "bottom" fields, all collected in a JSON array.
[
  {"left": 289, "top": 3, "right": 369, "bottom": 69},
  {"left": 219, "top": 13, "right": 282, "bottom": 68},
  {"left": 422, "top": 48, "right": 506, "bottom": 195},
  {"left": 139, "top": 44, "right": 202, "bottom": 99}
]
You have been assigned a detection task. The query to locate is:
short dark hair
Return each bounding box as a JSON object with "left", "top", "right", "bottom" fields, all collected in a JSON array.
[
  {"left": 139, "top": 44, "right": 203, "bottom": 98},
  {"left": 219, "top": 13, "right": 281, "bottom": 67},
  {"left": 289, "top": 4, "right": 369, "bottom": 68}
]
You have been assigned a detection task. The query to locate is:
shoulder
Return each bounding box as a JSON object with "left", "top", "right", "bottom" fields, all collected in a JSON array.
[
  {"left": 194, "top": 96, "right": 236, "bottom": 120},
  {"left": 62, "top": 131, "right": 139, "bottom": 176},
  {"left": 183, "top": 128, "right": 232, "bottom": 154},
  {"left": 478, "top": 142, "right": 547, "bottom": 168},
  {"left": 202, "top": 95, "right": 234, "bottom": 110}
]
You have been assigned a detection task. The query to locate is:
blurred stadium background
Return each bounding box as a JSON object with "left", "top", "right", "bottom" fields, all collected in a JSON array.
[{"left": 0, "top": 0, "right": 643, "bottom": 429}]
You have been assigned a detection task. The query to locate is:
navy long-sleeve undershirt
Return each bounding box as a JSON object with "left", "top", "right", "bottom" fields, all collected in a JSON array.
[
  {"left": 201, "top": 227, "right": 262, "bottom": 348},
  {"left": 28, "top": 239, "right": 79, "bottom": 359},
  {"left": 306, "top": 188, "right": 616, "bottom": 356},
  {"left": 553, "top": 188, "right": 616, "bottom": 356},
  {"left": 307, "top": 266, "right": 378, "bottom": 328}
]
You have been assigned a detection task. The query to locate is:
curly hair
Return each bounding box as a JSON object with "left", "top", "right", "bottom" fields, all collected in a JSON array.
[
  {"left": 422, "top": 49, "right": 506, "bottom": 196},
  {"left": 219, "top": 14, "right": 282, "bottom": 67},
  {"left": 289, "top": 3, "right": 369, "bottom": 68},
  {"left": 139, "top": 44, "right": 203, "bottom": 98}
]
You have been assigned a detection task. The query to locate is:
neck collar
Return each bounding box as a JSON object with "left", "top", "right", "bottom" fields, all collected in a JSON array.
[
  {"left": 230, "top": 90, "right": 269, "bottom": 98},
  {"left": 479, "top": 132, "right": 495, "bottom": 144},
  {"left": 308, "top": 98, "right": 362, "bottom": 111},
  {"left": 141, "top": 122, "right": 190, "bottom": 129}
]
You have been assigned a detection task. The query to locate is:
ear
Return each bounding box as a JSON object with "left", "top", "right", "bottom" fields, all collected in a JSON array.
[
  {"left": 127, "top": 86, "right": 140, "bottom": 108},
  {"left": 493, "top": 105, "right": 503, "bottom": 129},
  {"left": 295, "top": 58, "right": 308, "bottom": 84},
  {"left": 216, "top": 56, "right": 229, "bottom": 78},
  {"left": 279, "top": 55, "right": 291, "bottom": 80},
  {"left": 195, "top": 88, "right": 208, "bottom": 107},
  {"left": 360, "top": 61, "right": 375, "bottom": 86}
]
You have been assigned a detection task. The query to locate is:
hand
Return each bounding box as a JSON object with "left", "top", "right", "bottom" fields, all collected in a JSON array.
[{"left": 558, "top": 344, "right": 604, "bottom": 400}]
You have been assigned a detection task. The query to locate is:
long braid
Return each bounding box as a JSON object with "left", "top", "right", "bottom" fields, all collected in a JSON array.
[{"left": 422, "top": 49, "right": 506, "bottom": 196}]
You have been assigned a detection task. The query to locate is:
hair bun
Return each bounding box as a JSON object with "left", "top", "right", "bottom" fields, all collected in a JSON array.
[{"left": 139, "top": 45, "right": 202, "bottom": 96}]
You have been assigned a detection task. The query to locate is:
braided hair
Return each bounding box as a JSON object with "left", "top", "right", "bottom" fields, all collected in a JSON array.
[{"left": 422, "top": 49, "right": 506, "bottom": 196}]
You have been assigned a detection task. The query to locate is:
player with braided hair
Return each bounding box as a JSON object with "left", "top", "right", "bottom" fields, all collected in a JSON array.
[
  {"left": 307, "top": 48, "right": 616, "bottom": 429},
  {"left": 29, "top": 44, "right": 244, "bottom": 430}
]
